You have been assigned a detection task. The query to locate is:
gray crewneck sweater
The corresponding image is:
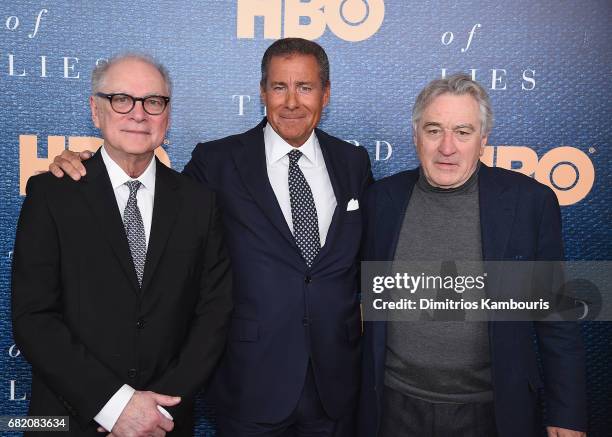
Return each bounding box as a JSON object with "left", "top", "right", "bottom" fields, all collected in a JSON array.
[{"left": 384, "top": 165, "right": 493, "bottom": 403}]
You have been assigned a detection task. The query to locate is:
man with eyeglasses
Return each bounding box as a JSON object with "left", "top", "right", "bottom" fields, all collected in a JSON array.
[
  {"left": 358, "top": 74, "right": 587, "bottom": 437},
  {"left": 12, "top": 54, "right": 233, "bottom": 436}
]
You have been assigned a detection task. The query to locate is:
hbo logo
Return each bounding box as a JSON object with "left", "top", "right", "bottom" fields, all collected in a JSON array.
[
  {"left": 484, "top": 146, "right": 595, "bottom": 206},
  {"left": 237, "top": 0, "right": 385, "bottom": 42}
]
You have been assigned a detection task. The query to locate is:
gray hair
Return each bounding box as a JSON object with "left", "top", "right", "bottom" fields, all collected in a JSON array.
[
  {"left": 91, "top": 53, "right": 172, "bottom": 96},
  {"left": 260, "top": 38, "right": 330, "bottom": 88},
  {"left": 412, "top": 73, "right": 493, "bottom": 137}
]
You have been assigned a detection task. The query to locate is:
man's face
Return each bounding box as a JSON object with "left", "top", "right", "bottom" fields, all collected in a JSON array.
[
  {"left": 261, "top": 54, "right": 330, "bottom": 147},
  {"left": 414, "top": 93, "right": 487, "bottom": 188},
  {"left": 90, "top": 58, "right": 170, "bottom": 161}
]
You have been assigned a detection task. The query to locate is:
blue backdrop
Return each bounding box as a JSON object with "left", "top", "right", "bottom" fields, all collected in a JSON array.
[{"left": 1, "top": 1, "right": 610, "bottom": 435}]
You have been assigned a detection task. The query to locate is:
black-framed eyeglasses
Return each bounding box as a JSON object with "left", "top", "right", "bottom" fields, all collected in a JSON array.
[{"left": 95, "top": 92, "right": 170, "bottom": 115}]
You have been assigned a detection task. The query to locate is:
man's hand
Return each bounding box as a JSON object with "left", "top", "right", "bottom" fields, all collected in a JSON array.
[
  {"left": 49, "top": 149, "right": 93, "bottom": 180},
  {"left": 547, "top": 426, "right": 586, "bottom": 437},
  {"left": 103, "top": 390, "right": 180, "bottom": 437}
]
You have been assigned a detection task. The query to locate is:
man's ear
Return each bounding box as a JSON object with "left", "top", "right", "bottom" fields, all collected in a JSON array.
[
  {"left": 90, "top": 95, "right": 100, "bottom": 128},
  {"left": 322, "top": 82, "right": 331, "bottom": 108},
  {"left": 260, "top": 84, "right": 269, "bottom": 116},
  {"left": 479, "top": 135, "right": 488, "bottom": 156}
]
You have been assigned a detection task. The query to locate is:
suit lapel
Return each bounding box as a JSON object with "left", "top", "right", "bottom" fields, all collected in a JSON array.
[
  {"left": 478, "top": 164, "right": 517, "bottom": 346},
  {"left": 140, "top": 159, "right": 180, "bottom": 293},
  {"left": 478, "top": 164, "right": 517, "bottom": 261},
  {"left": 232, "top": 119, "right": 298, "bottom": 249},
  {"left": 78, "top": 151, "right": 140, "bottom": 293},
  {"left": 373, "top": 172, "right": 417, "bottom": 405},
  {"left": 382, "top": 169, "right": 419, "bottom": 260},
  {"left": 312, "top": 129, "right": 345, "bottom": 263}
]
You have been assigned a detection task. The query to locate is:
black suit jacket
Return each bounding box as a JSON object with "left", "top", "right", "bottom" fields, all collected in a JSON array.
[
  {"left": 12, "top": 151, "right": 233, "bottom": 435},
  {"left": 183, "top": 118, "right": 373, "bottom": 423},
  {"left": 358, "top": 165, "right": 587, "bottom": 437}
]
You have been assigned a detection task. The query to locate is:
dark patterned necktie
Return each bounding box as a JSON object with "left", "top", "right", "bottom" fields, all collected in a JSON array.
[
  {"left": 123, "top": 180, "right": 146, "bottom": 287},
  {"left": 288, "top": 149, "right": 320, "bottom": 267}
]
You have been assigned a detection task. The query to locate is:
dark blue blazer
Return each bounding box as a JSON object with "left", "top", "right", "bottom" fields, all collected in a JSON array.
[
  {"left": 358, "top": 165, "right": 587, "bottom": 437},
  {"left": 184, "top": 118, "right": 373, "bottom": 422}
]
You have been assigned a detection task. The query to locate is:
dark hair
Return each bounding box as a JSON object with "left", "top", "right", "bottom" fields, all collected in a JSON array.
[{"left": 260, "top": 38, "right": 330, "bottom": 88}]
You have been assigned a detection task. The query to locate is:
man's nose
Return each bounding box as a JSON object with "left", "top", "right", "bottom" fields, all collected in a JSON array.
[
  {"left": 129, "top": 100, "right": 147, "bottom": 121},
  {"left": 285, "top": 88, "right": 298, "bottom": 109},
  {"left": 438, "top": 129, "right": 457, "bottom": 155}
]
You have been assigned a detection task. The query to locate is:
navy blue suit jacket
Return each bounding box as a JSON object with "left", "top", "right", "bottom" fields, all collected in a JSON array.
[
  {"left": 358, "top": 165, "right": 587, "bottom": 437},
  {"left": 184, "top": 119, "right": 373, "bottom": 422}
]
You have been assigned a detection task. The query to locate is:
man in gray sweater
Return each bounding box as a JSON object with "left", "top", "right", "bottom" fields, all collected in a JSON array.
[{"left": 359, "top": 74, "right": 587, "bottom": 437}]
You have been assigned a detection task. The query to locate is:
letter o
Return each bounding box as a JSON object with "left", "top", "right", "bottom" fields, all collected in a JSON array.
[
  {"left": 535, "top": 147, "right": 594, "bottom": 206},
  {"left": 441, "top": 31, "right": 454, "bottom": 45},
  {"left": 6, "top": 16, "right": 20, "bottom": 30},
  {"left": 325, "top": 0, "right": 385, "bottom": 42},
  {"left": 9, "top": 344, "right": 20, "bottom": 358}
]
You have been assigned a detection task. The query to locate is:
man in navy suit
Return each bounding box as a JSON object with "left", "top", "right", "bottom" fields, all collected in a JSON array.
[
  {"left": 358, "top": 74, "right": 587, "bottom": 437},
  {"left": 51, "top": 39, "right": 372, "bottom": 437}
]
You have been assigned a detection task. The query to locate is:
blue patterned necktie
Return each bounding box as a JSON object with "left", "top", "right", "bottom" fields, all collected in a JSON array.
[
  {"left": 123, "top": 180, "right": 147, "bottom": 287},
  {"left": 288, "top": 149, "right": 321, "bottom": 267}
]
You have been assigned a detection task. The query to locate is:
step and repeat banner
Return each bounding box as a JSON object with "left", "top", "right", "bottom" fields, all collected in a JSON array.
[{"left": 1, "top": 1, "right": 610, "bottom": 435}]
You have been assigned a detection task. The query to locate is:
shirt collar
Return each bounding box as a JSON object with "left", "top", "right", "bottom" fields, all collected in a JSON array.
[
  {"left": 264, "top": 123, "right": 318, "bottom": 166},
  {"left": 100, "top": 145, "right": 156, "bottom": 191}
]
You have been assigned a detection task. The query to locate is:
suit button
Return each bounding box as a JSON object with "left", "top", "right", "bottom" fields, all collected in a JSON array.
[
  {"left": 136, "top": 319, "right": 145, "bottom": 329},
  {"left": 302, "top": 317, "right": 309, "bottom": 326},
  {"left": 127, "top": 368, "right": 137, "bottom": 379},
  {"left": 304, "top": 276, "right": 312, "bottom": 284}
]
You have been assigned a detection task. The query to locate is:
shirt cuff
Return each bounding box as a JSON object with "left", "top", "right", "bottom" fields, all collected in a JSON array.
[{"left": 94, "top": 384, "right": 135, "bottom": 432}]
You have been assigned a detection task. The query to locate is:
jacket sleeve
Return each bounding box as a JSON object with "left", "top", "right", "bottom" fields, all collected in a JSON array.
[
  {"left": 534, "top": 188, "right": 587, "bottom": 432},
  {"left": 358, "top": 146, "right": 374, "bottom": 195},
  {"left": 182, "top": 143, "right": 211, "bottom": 186}
]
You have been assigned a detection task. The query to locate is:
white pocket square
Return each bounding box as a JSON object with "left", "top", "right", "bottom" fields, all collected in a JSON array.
[{"left": 346, "top": 198, "right": 359, "bottom": 211}]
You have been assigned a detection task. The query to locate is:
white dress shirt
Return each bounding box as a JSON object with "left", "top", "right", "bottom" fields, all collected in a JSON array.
[
  {"left": 264, "top": 123, "right": 337, "bottom": 247},
  {"left": 94, "top": 146, "right": 170, "bottom": 431},
  {"left": 100, "top": 146, "right": 156, "bottom": 246}
]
